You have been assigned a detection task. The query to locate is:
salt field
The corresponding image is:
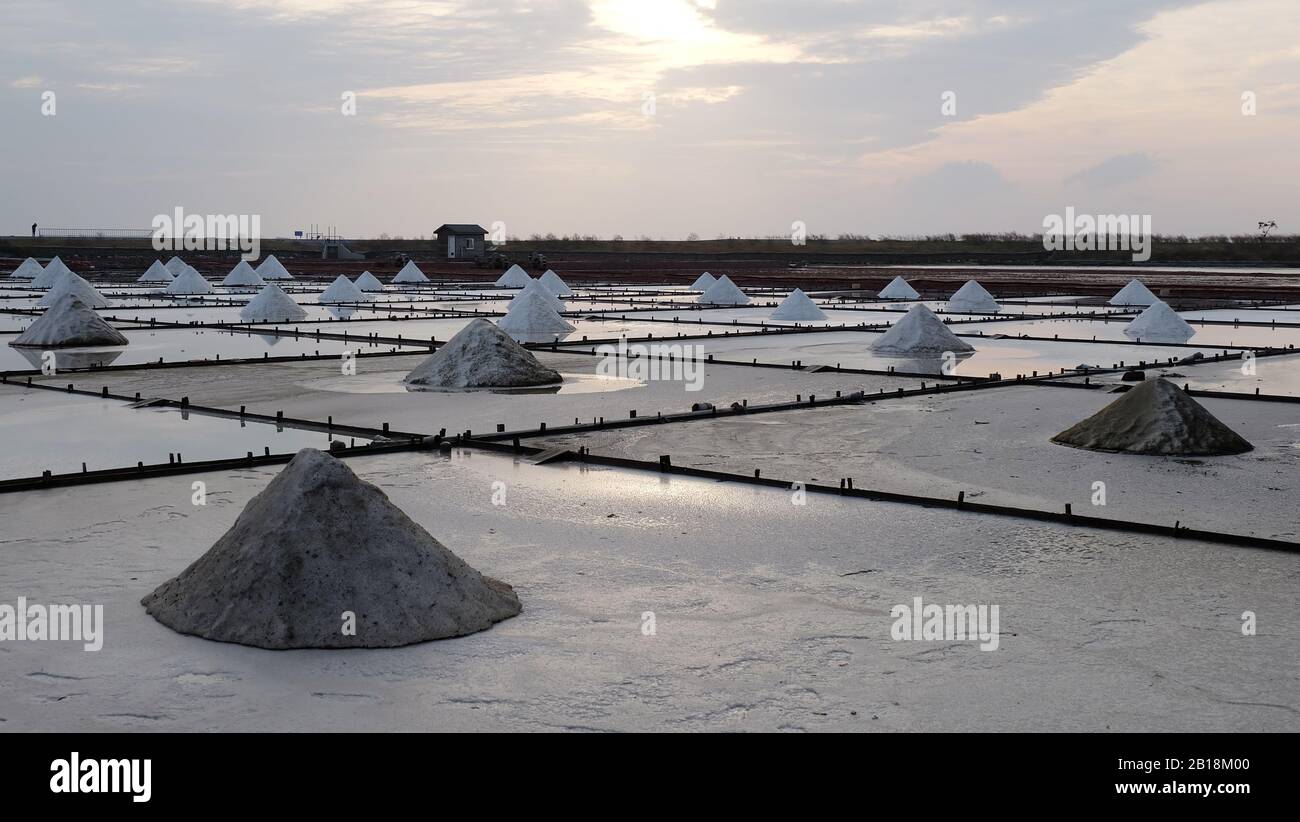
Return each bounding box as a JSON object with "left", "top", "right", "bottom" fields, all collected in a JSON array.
[
  {"left": 4, "top": 0, "right": 1300, "bottom": 764},
  {"left": 3, "top": 262, "right": 1298, "bottom": 741}
]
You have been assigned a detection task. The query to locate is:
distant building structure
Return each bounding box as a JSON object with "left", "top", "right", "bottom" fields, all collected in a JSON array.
[{"left": 435, "top": 224, "right": 487, "bottom": 259}]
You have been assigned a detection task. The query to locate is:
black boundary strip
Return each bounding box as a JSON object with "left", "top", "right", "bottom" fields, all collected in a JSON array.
[
  {"left": 0, "top": 346, "right": 430, "bottom": 379},
  {"left": 460, "top": 437, "right": 1300, "bottom": 554},
  {"left": 459, "top": 375, "right": 1067, "bottom": 442},
  {"left": 0, "top": 439, "right": 431, "bottom": 494},
  {"left": 0, "top": 375, "right": 427, "bottom": 440}
]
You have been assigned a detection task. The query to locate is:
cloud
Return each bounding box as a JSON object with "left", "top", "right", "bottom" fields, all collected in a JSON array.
[{"left": 1065, "top": 153, "right": 1159, "bottom": 188}]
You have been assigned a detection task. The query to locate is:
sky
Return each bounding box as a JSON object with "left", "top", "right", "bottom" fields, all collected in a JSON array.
[{"left": 2, "top": 0, "right": 1297, "bottom": 239}]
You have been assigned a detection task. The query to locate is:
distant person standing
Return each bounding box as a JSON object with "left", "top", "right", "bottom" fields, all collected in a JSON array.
[{"left": 31, "top": 222, "right": 37, "bottom": 237}]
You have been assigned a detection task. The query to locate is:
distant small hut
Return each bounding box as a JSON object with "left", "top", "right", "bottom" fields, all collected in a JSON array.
[{"left": 435, "top": 224, "right": 488, "bottom": 259}]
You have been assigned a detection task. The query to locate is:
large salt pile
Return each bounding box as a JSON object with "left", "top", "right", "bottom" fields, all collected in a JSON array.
[
  {"left": 1109, "top": 279, "right": 1158, "bottom": 306},
  {"left": 141, "top": 448, "right": 521, "bottom": 649},
  {"left": 497, "top": 288, "right": 575, "bottom": 338},
  {"left": 166, "top": 267, "right": 215, "bottom": 295},
  {"left": 947, "top": 280, "right": 1000, "bottom": 313},
  {"left": 406, "top": 318, "right": 562, "bottom": 389},
  {"left": 164, "top": 256, "right": 188, "bottom": 276},
  {"left": 1052, "top": 378, "right": 1252, "bottom": 456},
  {"left": 241, "top": 283, "right": 307, "bottom": 322},
  {"left": 138, "top": 260, "right": 174, "bottom": 283},
  {"left": 689, "top": 271, "right": 717, "bottom": 291},
  {"left": 8, "top": 257, "right": 43, "bottom": 279},
  {"left": 699, "top": 274, "right": 749, "bottom": 305},
  {"left": 11, "top": 294, "right": 128, "bottom": 348},
  {"left": 513, "top": 278, "right": 564, "bottom": 312},
  {"left": 392, "top": 260, "right": 429, "bottom": 283},
  {"left": 770, "top": 288, "right": 827, "bottom": 321},
  {"left": 870, "top": 304, "right": 974, "bottom": 354},
  {"left": 31, "top": 256, "right": 72, "bottom": 288},
  {"left": 319, "top": 274, "right": 368, "bottom": 303},
  {"left": 355, "top": 271, "right": 385, "bottom": 292},
  {"left": 538, "top": 269, "right": 574, "bottom": 296},
  {"left": 256, "top": 255, "right": 294, "bottom": 280},
  {"left": 1123, "top": 300, "right": 1194, "bottom": 341},
  {"left": 878, "top": 275, "right": 920, "bottom": 300},
  {"left": 495, "top": 264, "right": 531, "bottom": 288},
  {"left": 221, "top": 260, "right": 264, "bottom": 287},
  {"left": 39, "top": 272, "right": 110, "bottom": 309}
]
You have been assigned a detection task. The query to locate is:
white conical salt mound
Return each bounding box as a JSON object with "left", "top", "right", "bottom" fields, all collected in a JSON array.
[
  {"left": 356, "top": 271, "right": 385, "bottom": 292},
  {"left": 770, "top": 288, "right": 827, "bottom": 321},
  {"left": 1123, "top": 301, "right": 1194, "bottom": 341},
  {"left": 138, "top": 260, "right": 174, "bottom": 282},
  {"left": 1053, "top": 378, "right": 1252, "bottom": 456},
  {"left": 141, "top": 448, "right": 521, "bottom": 649},
  {"left": 689, "top": 271, "right": 717, "bottom": 291},
  {"left": 164, "top": 256, "right": 188, "bottom": 276},
  {"left": 9, "top": 257, "right": 43, "bottom": 279},
  {"left": 497, "top": 289, "right": 575, "bottom": 337},
  {"left": 165, "top": 267, "right": 215, "bottom": 295},
  {"left": 39, "top": 272, "right": 110, "bottom": 309},
  {"left": 391, "top": 260, "right": 428, "bottom": 283},
  {"left": 538, "top": 269, "right": 573, "bottom": 296},
  {"left": 513, "top": 278, "right": 564, "bottom": 312},
  {"left": 241, "top": 283, "right": 307, "bottom": 322},
  {"left": 870, "top": 304, "right": 975, "bottom": 354},
  {"left": 11, "top": 294, "right": 128, "bottom": 348},
  {"left": 221, "top": 260, "right": 265, "bottom": 287},
  {"left": 405, "top": 318, "right": 562, "bottom": 389},
  {"left": 947, "top": 280, "right": 1000, "bottom": 313},
  {"left": 878, "top": 275, "right": 920, "bottom": 300},
  {"left": 1109, "top": 279, "right": 1159, "bottom": 306},
  {"left": 699, "top": 274, "right": 749, "bottom": 305},
  {"left": 319, "top": 274, "right": 367, "bottom": 303},
  {"left": 494, "top": 264, "right": 531, "bottom": 288},
  {"left": 255, "top": 254, "right": 294, "bottom": 280},
  {"left": 32, "top": 257, "right": 72, "bottom": 288}
]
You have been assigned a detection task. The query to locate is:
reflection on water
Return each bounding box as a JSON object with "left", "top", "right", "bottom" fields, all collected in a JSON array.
[
  {"left": 13, "top": 347, "right": 126, "bottom": 371},
  {"left": 303, "top": 370, "right": 643, "bottom": 396},
  {"left": 871, "top": 350, "right": 975, "bottom": 374}
]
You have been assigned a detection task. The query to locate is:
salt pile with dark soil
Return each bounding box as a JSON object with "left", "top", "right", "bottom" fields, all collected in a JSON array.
[
  {"left": 699, "top": 274, "right": 749, "bottom": 305},
  {"left": 770, "top": 288, "right": 826, "bottom": 321},
  {"left": 946, "top": 280, "right": 1000, "bottom": 313},
  {"left": 1123, "top": 300, "right": 1194, "bottom": 341},
  {"left": 11, "top": 294, "right": 128, "bottom": 347},
  {"left": 164, "top": 256, "right": 188, "bottom": 276},
  {"left": 241, "top": 283, "right": 307, "bottom": 322},
  {"left": 870, "top": 304, "right": 974, "bottom": 354},
  {"left": 141, "top": 448, "right": 522, "bottom": 649},
  {"left": 405, "top": 318, "right": 562, "bottom": 388},
  {"left": 878, "top": 275, "right": 920, "bottom": 300},
  {"left": 1052, "top": 378, "right": 1252, "bottom": 456},
  {"left": 1109, "top": 279, "right": 1158, "bottom": 306},
  {"left": 355, "top": 271, "right": 385, "bottom": 292}
]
